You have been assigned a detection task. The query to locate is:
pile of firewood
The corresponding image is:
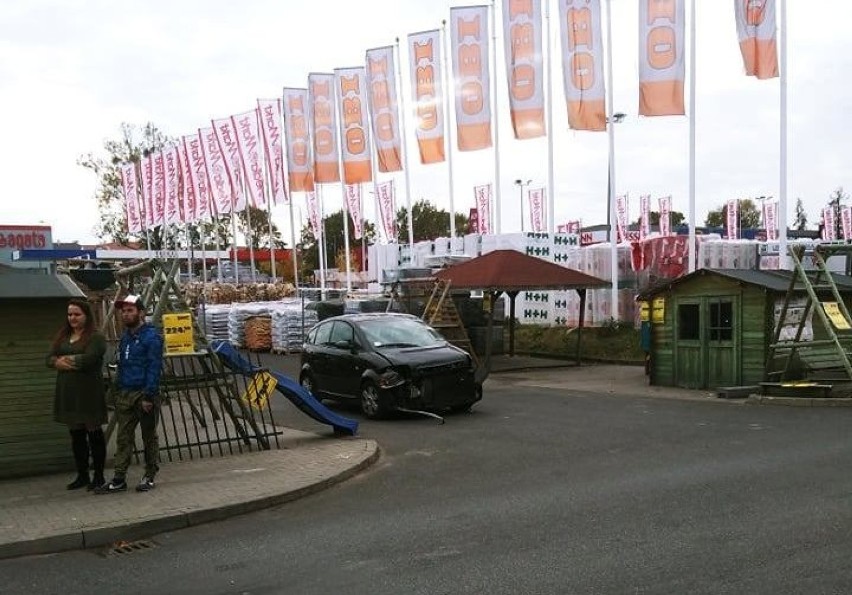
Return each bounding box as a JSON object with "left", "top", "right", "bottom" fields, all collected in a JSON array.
[
  {"left": 244, "top": 315, "right": 273, "bottom": 351},
  {"left": 183, "top": 282, "right": 297, "bottom": 307}
]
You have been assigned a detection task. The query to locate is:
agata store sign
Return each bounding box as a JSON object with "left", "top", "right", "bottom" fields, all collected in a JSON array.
[{"left": 0, "top": 225, "right": 52, "bottom": 251}]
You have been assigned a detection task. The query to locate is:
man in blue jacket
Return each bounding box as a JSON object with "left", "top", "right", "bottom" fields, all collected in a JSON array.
[{"left": 96, "top": 295, "right": 164, "bottom": 494}]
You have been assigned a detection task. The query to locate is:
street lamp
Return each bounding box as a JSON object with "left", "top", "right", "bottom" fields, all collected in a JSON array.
[{"left": 514, "top": 179, "right": 532, "bottom": 232}]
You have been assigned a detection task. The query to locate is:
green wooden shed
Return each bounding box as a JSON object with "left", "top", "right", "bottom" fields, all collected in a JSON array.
[
  {"left": 637, "top": 268, "right": 852, "bottom": 390},
  {"left": 0, "top": 271, "right": 87, "bottom": 478}
]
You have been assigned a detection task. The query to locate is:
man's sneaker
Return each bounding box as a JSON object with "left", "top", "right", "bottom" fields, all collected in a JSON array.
[
  {"left": 94, "top": 478, "right": 127, "bottom": 494},
  {"left": 136, "top": 476, "right": 155, "bottom": 492}
]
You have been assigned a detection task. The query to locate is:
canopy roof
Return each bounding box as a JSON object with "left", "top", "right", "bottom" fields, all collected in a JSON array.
[{"left": 435, "top": 250, "right": 608, "bottom": 292}]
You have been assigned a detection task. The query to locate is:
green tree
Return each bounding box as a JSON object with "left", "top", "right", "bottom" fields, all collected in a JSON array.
[
  {"left": 631, "top": 210, "right": 685, "bottom": 227},
  {"left": 793, "top": 197, "right": 808, "bottom": 231},
  {"left": 394, "top": 199, "right": 470, "bottom": 242},
  {"left": 78, "top": 122, "right": 171, "bottom": 247},
  {"left": 704, "top": 198, "right": 761, "bottom": 229},
  {"left": 298, "top": 210, "right": 376, "bottom": 278}
]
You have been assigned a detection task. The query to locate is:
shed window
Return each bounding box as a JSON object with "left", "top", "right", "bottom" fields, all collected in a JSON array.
[
  {"left": 678, "top": 304, "right": 700, "bottom": 340},
  {"left": 709, "top": 301, "right": 733, "bottom": 341}
]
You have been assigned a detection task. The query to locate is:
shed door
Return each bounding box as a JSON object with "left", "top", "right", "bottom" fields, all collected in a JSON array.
[{"left": 674, "top": 297, "right": 739, "bottom": 389}]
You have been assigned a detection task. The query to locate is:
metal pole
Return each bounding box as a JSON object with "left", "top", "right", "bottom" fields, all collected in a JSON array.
[
  {"left": 442, "top": 21, "right": 457, "bottom": 238},
  {"left": 545, "top": 0, "right": 556, "bottom": 236},
  {"left": 605, "top": 0, "right": 619, "bottom": 321},
  {"left": 688, "top": 0, "right": 697, "bottom": 272},
  {"left": 779, "top": 0, "right": 789, "bottom": 269},
  {"left": 491, "top": 0, "right": 502, "bottom": 234},
  {"left": 395, "top": 38, "right": 416, "bottom": 253}
]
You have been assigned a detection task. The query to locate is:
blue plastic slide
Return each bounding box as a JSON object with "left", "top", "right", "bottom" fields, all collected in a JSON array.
[{"left": 210, "top": 340, "right": 359, "bottom": 436}]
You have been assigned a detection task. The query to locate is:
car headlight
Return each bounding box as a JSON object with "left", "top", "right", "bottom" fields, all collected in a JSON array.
[{"left": 378, "top": 369, "right": 405, "bottom": 388}]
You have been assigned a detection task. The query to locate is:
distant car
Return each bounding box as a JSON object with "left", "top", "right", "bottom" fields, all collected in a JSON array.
[{"left": 299, "top": 313, "right": 482, "bottom": 419}]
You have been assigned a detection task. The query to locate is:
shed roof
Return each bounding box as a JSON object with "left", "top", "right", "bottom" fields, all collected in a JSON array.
[
  {"left": 637, "top": 268, "right": 852, "bottom": 300},
  {"left": 435, "top": 249, "right": 608, "bottom": 291},
  {"left": 0, "top": 272, "right": 85, "bottom": 299}
]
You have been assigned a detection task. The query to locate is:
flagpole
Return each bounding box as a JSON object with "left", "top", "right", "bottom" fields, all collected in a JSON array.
[
  {"left": 779, "top": 0, "right": 789, "bottom": 269},
  {"left": 545, "top": 0, "right": 555, "bottom": 236},
  {"left": 441, "top": 21, "right": 458, "bottom": 239},
  {"left": 688, "top": 0, "right": 697, "bottom": 272},
  {"left": 395, "top": 38, "right": 416, "bottom": 252},
  {"left": 490, "top": 0, "right": 502, "bottom": 234},
  {"left": 230, "top": 202, "right": 239, "bottom": 285},
  {"left": 316, "top": 191, "right": 327, "bottom": 296},
  {"left": 605, "top": 0, "right": 619, "bottom": 321},
  {"left": 288, "top": 195, "right": 298, "bottom": 288},
  {"left": 242, "top": 178, "right": 257, "bottom": 284},
  {"left": 341, "top": 183, "right": 352, "bottom": 292}
]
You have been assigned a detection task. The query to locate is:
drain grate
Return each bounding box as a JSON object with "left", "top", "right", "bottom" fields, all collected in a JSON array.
[{"left": 105, "top": 539, "right": 158, "bottom": 556}]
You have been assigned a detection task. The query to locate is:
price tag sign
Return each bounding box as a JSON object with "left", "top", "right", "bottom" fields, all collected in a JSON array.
[
  {"left": 162, "top": 312, "right": 195, "bottom": 355},
  {"left": 822, "top": 302, "right": 851, "bottom": 330}
]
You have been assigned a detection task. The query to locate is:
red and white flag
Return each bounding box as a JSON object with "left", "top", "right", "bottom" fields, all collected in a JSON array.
[
  {"left": 333, "top": 68, "right": 373, "bottom": 184},
  {"left": 408, "top": 30, "right": 445, "bottom": 164},
  {"left": 376, "top": 180, "right": 398, "bottom": 242},
  {"left": 843, "top": 207, "right": 852, "bottom": 241},
  {"left": 822, "top": 207, "right": 836, "bottom": 241},
  {"left": 567, "top": 220, "right": 581, "bottom": 234},
  {"left": 451, "top": 6, "right": 493, "bottom": 151},
  {"left": 734, "top": 0, "right": 778, "bottom": 79},
  {"left": 163, "top": 145, "right": 182, "bottom": 225},
  {"left": 763, "top": 198, "right": 779, "bottom": 241},
  {"left": 308, "top": 74, "right": 341, "bottom": 184},
  {"left": 726, "top": 199, "right": 739, "bottom": 240},
  {"left": 181, "top": 135, "right": 209, "bottom": 223},
  {"left": 639, "top": 194, "right": 651, "bottom": 240},
  {"left": 659, "top": 195, "right": 672, "bottom": 236},
  {"left": 257, "top": 98, "right": 288, "bottom": 204},
  {"left": 152, "top": 151, "right": 166, "bottom": 227},
  {"left": 528, "top": 187, "right": 546, "bottom": 232},
  {"left": 639, "top": 0, "right": 685, "bottom": 116},
  {"left": 141, "top": 154, "right": 154, "bottom": 229},
  {"left": 474, "top": 184, "right": 492, "bottom": 234},
  {"left": 366, "top": 47, "right": 403, "bottom": 172},
  {"left": 344, "top": 184, "right": 364, "bottom": 240},
  {"left": 213, "top": 116, "right": 247, "bottom": 212},
  {"left": 282, "top": 88, "right": 316, "bottom": 193},
  {"left": 232, "top": 110, "right": 266, "bottom": 209},
  {"left": 503, "top": 0, "right": 545, "bottom": 139},
  {"left": 615, "top": 194, "right": 629, "bottom": 243},
  {"left": 200, "top": 126, "right": 233, "bottom": 215},
  {"left": 306, "top": 191, "right": 322, "bottom": 239},
  {"left": 120, "top": 162, "right": 143, "bottom": 234},
  {"left": 559, "top": 0, "right": 606, "bottom": 131},
  {"left": 177, "top": 141, "right": 196, "bottom": 224}
]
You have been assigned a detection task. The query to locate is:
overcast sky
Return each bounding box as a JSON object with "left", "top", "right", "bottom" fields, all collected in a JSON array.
[{"left": 1, "top": 0, "right": 851, "bottom": 244}]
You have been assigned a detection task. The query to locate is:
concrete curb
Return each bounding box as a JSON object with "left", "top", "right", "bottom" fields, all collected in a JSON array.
[
  {"left": 0, "top": 444, "right": 380, "bottom": 561},
  {"left": 746, "top": 395, "right": 852, "bottom": 407}
]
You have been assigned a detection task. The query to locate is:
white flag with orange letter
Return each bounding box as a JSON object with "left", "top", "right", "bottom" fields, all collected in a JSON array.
[
  {"left": 639, "top": 0, "right": 685, "bottom": 116},
  {"left": 558, "top": 0, "right": 606, "bottom": 131},
  {"left": 344, "top": 184, "right": 364, "bottom": 240},
  {"left": 366, "top": 47, "right": 403, "bottom": 173},
  {"left": 451, "top": 5, "right": 493, "bottom": 151},
  {"left": 308, "top": 74, "right": 342, "bottom": 184},
  {"left": 200, "top": 127, "right": 232, "bottom": 216},
  {"left": 120, "top": 162, "right": 143, "bottom": 234},
  {"left": 408, "top": 30, "right": 445, "bottom": 164},
  {"left": 333, "top": 68, "right": 373, "bottom": 184},
  {"left": 734, "top": 0, "right": 778, "bottom": 79},
  {"left": 474, "top": 184, "right": 492, "bottom": 234},
  {"left": 282, "top": 88, "right": 316, "bottom": 193},
  {"left": 503, "top": 0, "right": 545, "bottom": 139},
  {"left": 257, "top": 99, "right": 288, "bottom": 204},
  {"left": 232, "top": 110, "right": 266, "bottom": 209},
  {"left": 213, "top": 116, "right": 248, "bottom": 212}
]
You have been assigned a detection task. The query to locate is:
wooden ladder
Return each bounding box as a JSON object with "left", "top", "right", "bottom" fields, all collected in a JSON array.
[{"left": 422, "top": 279, "right": 479, "bottom": 367}]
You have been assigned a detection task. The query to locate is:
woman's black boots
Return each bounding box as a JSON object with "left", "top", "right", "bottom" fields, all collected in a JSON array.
[
  {"left": 66, "top": 428, "right": 90, "bottom": 490},
  {"left": 87, "top": 428, "right": 107, "bottom": 490}
]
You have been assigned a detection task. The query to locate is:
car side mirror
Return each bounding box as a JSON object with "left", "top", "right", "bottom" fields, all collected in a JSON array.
[{"left": 334, "top": 339, "right": 356, "bottom": 352}]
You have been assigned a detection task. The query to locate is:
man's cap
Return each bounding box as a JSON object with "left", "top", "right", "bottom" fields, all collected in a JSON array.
[{"left": 115, "top": 294, "right": 144, "bottom": 310}]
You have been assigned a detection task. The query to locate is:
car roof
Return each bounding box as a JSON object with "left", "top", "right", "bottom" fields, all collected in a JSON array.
[{"left": 322, "top": 312, "right": 421, "bottom": 324}]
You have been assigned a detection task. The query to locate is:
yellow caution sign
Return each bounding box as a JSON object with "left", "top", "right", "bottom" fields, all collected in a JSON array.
[
  {"left": 162, "top": 312, "right": 195, "bottom": 355},
  {"left": 241, "top": 371, "right": 278, "bottom": 410},
  {"left": 822, "top": 302, "right": 851, "bottom": 330}
]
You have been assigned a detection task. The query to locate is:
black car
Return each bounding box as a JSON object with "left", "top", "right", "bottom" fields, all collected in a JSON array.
[{"left": 299, "top": 313, "right": 482, "bottom": 418}]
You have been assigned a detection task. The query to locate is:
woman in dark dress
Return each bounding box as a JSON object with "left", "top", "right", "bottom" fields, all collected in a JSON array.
[{"left": 46, "top": 299, "right": 108, "bottom": 490}]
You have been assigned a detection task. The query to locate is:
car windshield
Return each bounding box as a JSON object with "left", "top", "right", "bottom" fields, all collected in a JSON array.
[{"left": 358, "top": 317, "right": 445, "bottom": 348}]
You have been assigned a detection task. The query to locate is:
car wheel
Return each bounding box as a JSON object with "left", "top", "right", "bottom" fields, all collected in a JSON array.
[
  {"left": 300, "top": 373, "right": 321, "bottom": 401},
  {"left": 360, "top": 381, "right": 389, "bottom": 419}
]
